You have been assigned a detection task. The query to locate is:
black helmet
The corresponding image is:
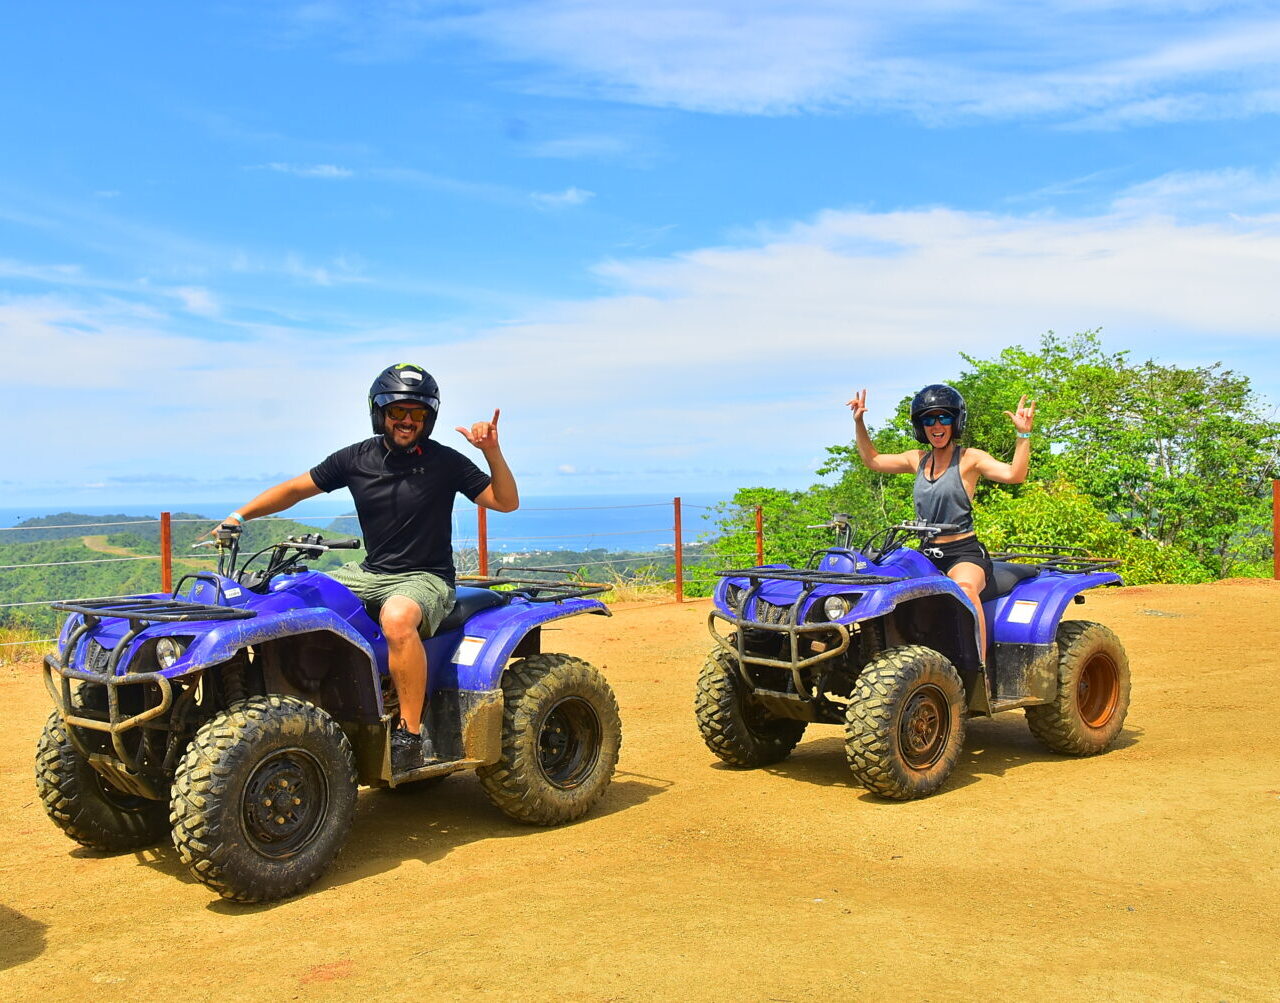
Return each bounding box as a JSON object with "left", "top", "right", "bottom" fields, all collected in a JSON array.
[
  {"left": 910, "top": 384, "right": 966, "bottom": 444},
  {"left": 368, "top": 363, "right": 440, "bottom": 442}
]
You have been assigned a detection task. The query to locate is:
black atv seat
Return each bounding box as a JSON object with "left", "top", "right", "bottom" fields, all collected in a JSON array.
[
  {"left": 437, "top": 586, "right": 507, "bottom": 633},
  {"left": 988, "top": 561, "right": 1040, "bottom": 599}
]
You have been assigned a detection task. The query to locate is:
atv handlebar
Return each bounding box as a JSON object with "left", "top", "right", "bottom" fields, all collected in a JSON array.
[{"left": 189, "top": 532, "right": 362, "bottom": 584}]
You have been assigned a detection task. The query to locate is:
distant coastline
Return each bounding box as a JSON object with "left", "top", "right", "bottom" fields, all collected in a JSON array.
[{"left": 0, "top": 492, "right": 728, "bottom": 554}]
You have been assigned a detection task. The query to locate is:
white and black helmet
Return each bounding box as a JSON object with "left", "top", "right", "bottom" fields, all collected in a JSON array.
[
  {"left": 368, "top": 363, "right": 440, "bottom": 442},
  {"left": 910, "top": 384, "right": 967, "bottom": 444}
]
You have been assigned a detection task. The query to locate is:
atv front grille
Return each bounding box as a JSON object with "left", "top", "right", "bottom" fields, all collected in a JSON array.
[
  {"left": 752, "top": 600, "right": 794, "bottom": 625},
  {"left": 82, "top": 639, "right": 111, "bottom": 675}
]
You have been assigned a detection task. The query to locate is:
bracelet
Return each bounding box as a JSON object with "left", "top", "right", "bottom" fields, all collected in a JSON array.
[
  {"left": 1016, "top": 432, "right": 1032, "bottom": 439},
  {"left": 227, "top": 511, "right": 246, "bottom": 523}
]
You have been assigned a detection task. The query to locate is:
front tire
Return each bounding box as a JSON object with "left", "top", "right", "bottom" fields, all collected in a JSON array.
[
  {"left": 477, "top": 654, "right": 621, "bottom": 826},
  {"left": 694, "top": 648, "right": 806, "bottom": 767},
  {"left": 1026, "top": 620, "right": 1130, "bottom": 755},
  {"left": 35, "top": 711, "right": 170, "bottom": 851},
  {"left": 844, "top": 645, "right": 966, "bottom": 800},
  {"left": 170, "top": 695, "right": 358, "bottom": 903}
]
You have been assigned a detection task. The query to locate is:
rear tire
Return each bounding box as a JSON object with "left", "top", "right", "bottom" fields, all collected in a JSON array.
[
  {"left": 477, "top": 654, "right": 621, "bottom": 826},
  {"left": 694, "top": 648, "right": 806, "bottom": 767},
  {"left": 35, "top": 711, "right": 170, "bottom": 851},
  {"left": 844, "top": 645, "right": 966, "bottom": 800},
  {"left": 1026, "top": 621, "right": 1130, "bottom": 755},
  {"left": 170, "top": 695, "right": 358, "bottom": 903}
]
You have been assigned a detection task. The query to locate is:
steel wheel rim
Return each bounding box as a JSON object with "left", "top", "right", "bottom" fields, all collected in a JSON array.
[
  {"left": 1077, "top": 651, "right": 1120, "bottom": 729},
  {"left": 241, "top": 747, "right": 329, "bottom": 858},
  {"left": 899, "top": 684, "right": 951, "bottom": 770},
  {"left": 536, "top": 696, "right": 601, "bottom": 790}
]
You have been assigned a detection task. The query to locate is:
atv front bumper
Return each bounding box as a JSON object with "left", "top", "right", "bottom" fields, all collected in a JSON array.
[{"left": 708, "top": 608, "right": 853, "bottom": 698}]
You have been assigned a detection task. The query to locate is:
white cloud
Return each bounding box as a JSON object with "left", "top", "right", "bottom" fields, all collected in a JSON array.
[
  {"left": 5, "top": 192, "right": 1280, "bottom": 496},
  {"left": 172, "top": 286, "right": 219, "bottom": 316},
  {"left": 526, "top": 135, "right": 634, "bottom": 160},
  {"left": 255, "top": 162, "right": 354, "bottom": 178},
  {"left": 282, "top": 1, "right": 1280, "bottom": 124},
  {"left": 531, "top": 186, "right": 595, "bottom": 209}
]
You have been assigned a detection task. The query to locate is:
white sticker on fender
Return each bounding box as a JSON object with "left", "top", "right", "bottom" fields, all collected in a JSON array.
[
  {"left": 1007, "top": 600, "right": 1038, "bottom": 624},
  {"left": 453, "top": 636, "right": 486, "bottom": 665},
  {"left": 224, "top": 587, "right": 242, "bottom": 598}
]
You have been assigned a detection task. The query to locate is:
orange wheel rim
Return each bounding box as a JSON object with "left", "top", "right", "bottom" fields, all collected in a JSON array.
[
  {"left": 899, "top": 684, "right": 951, "bottom": 769},
  {"left": 1077, "top": 652, "right": 1119, "bottom": 729}
]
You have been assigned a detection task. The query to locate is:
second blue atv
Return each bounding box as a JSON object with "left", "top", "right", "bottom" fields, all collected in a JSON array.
[
  {"left": 696, "top": 517, "right": 1130, "bottom": 799},
  {"left": 37, "top": 532, "right": 621, "bottom": 902}
]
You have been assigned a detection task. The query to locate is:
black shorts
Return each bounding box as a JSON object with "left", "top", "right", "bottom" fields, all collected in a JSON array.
[{"left": 922, "top": 535, "right": 996, "bottom": 601}]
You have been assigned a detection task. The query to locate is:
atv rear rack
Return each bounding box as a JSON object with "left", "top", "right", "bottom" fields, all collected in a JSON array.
[
  {"left": 986, "top": 546, "right": 1121, "bottom": 575},
  {"left": 458, "top": 572, "right": 609, "bottom": 602}
]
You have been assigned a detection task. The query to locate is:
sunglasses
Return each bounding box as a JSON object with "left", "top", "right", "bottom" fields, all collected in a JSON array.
[
  {"left": 921, "top": 414, "right": 954, "bottom": 427},
  {"left": 386, "top": 404, "right": 429, "bottom": 422}
]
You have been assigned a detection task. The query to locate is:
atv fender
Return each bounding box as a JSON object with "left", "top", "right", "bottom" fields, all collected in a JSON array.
[
  {"left": 430, "top": 597, "right": 610, "bottom": 692},
  {"left": 852, "top": 577, "right": 984, "bottom": 675},
  {"left": 176, "top": 611, "right": 384, "bottom": 722},
  {"left": 987, "top": 571, "right": 1121, "bottom": 646},
  {"left": 981, "top": 570, "right": 1122, "bottom": 710}
]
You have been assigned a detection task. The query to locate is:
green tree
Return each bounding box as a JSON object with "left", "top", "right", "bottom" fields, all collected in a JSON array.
[{"left": 707, "top": 331, "right": 1279, "bottom": 581}]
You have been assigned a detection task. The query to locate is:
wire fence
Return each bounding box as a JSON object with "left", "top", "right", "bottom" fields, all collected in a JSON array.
[{"left": 0, "top": 499, "right": 764, "bottom": 653}]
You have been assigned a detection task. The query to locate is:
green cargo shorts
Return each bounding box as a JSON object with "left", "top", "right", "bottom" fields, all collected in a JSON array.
[{"left": 326, "top": 563, "right": 456, "bottom": 637}]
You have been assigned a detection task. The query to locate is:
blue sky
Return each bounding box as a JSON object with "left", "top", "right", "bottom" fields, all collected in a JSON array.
[{"left": 2, "top": 1, "right": 1279, "bottom": 509}]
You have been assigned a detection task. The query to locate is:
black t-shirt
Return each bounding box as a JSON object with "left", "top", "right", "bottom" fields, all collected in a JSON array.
[{"left": 310, "top": 437, "right": 491, "bottom": 582}]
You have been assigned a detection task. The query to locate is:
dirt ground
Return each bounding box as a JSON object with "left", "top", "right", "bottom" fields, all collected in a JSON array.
[{"left": 2, "top": 580, "right": 1278, "bottom": 1001}]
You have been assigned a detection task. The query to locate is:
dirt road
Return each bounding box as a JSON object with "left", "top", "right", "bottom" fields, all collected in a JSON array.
[{"left": 2, "top": 580, "right": 1278, "bottom": 1001}]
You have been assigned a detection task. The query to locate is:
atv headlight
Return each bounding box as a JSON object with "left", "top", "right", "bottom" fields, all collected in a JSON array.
[
  {"left": 822, "top": 596, "right": 852, "bottom": 621},
  {"left": 724, "top": 584, "right": 745, "bottom": 613},
  {"left": 155, "top": 636, "right": 188, "bottom": 669}
]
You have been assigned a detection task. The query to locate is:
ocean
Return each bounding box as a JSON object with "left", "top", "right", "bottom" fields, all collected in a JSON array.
[{"left": 0, "top": 492, "right": 731, "bottom": 554}]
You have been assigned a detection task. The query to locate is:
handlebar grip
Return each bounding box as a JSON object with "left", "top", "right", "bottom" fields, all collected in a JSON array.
[{"left": 327, "top": 538, "right": 362, "bottom": 549}]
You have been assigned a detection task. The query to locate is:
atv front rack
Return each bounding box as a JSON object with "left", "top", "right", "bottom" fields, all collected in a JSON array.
[
  {"left": 52, "top": 597, "right": 257, "bottom": 623},
  {"left": 717, "top": 569, "right": 904, "bottom": 586},
  {"left": 986, "top": 546, "right": 1121, "bottom": 575}
]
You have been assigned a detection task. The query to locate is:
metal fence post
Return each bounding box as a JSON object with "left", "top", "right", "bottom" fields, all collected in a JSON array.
[
  {"left": 477, "top": 505, "right": 489, "bottom": 578},
  {"left": 755, "top": 505, "right": 764, "bottom": 566},
  {"left": 1274, "top": 480, "right": 1279, "bottom": 581},
  {"left": 673, "top": 496, "right": 684, "bottom": 602},
  {"left": 160, "top": 511, "right": 172, "bottom": 594}
]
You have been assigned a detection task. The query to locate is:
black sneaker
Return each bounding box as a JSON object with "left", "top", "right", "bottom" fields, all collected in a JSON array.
[{"left": 390, "top": 726, "right": 425, "bottom": 773}]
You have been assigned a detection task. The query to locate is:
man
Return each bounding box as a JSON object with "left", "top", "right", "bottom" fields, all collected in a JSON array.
[{"left": 214, "top": 363, "right": 518, "bottom": 772}]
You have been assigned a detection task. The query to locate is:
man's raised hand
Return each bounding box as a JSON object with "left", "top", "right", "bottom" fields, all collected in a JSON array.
[{"left": 456, "top": 408, "right": 501, "bottom": 451}]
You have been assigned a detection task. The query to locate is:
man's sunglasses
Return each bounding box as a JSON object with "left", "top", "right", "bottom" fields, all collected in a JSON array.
[
  {"left": 921, "top": 414, "right": 955, "bottom": 426},
  {"left": 386, "top": 404, "right": 429, "bottom": 422}
]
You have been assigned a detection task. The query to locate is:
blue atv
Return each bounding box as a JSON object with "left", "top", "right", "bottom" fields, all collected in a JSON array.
[
  {"left": 37, "top": 532, "right": 621, "bottom": 902},
  {"left": 695, "top": 517, "right": 1130, "bottom": 799}
]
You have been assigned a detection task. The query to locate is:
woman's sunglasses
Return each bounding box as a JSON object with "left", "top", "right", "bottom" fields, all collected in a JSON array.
[
  {"left": 921, "top": 414, "right": 954, "bottom": 426},
  {"left": 386, "top": 404, "right": 429, "bottom": 422}
]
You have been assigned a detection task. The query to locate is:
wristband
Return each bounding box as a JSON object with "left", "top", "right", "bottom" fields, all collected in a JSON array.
[
  {"left": 227, "top": 511, "right": 246, "bottom": 523},
  {"left": 1016, "top": 433, "right": 1032, "bottom": 439}
]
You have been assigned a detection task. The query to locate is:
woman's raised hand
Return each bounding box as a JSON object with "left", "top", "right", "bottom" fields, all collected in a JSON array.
[
  {"left": 847, "top": 389, "right": 869, "bottom": 422},
  {"left": 1004, "top": 395, "right": 1036, "bottom": 434}
]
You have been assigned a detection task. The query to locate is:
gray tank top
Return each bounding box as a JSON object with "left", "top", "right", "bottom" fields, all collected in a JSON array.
[{"left": 913, "top": 448, "right": 974, "bottom": 533}]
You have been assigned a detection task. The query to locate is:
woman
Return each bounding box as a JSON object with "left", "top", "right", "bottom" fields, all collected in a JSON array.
[{"left": 847, "top": 384, "right": 1035, "bottom": 658}]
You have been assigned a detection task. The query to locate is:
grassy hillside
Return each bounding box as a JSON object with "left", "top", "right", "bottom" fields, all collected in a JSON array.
[{"left": 0, "top": 513, "right": 700, "bottom": 636}]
